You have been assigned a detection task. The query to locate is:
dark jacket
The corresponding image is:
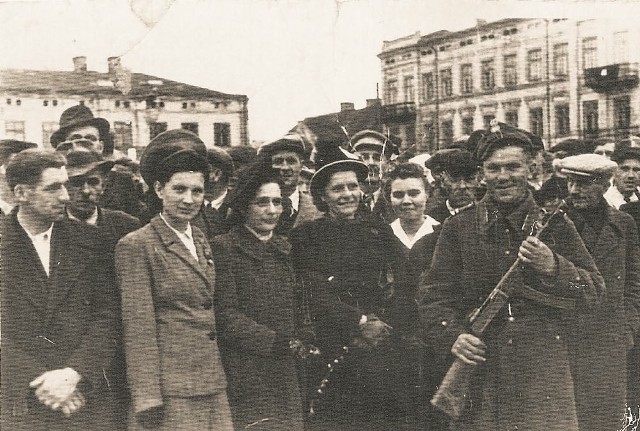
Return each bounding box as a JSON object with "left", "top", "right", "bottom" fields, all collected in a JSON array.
[
  {"left": 192, "top": 200, "right": 232, "bottom": 243},
  {"left": 1, "top": 212, "right": 118, "bottom": 431},
  {"left": 566, "top": 204, "right": 640, "bottom": 431},
  {"left": 420, "top": 194, "right": 605, "bottom": 430},
  {"left": 213, "top": 226, "right": 303, "bottom": 430}
]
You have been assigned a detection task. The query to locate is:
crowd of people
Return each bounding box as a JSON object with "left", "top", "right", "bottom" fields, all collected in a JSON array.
[{"left": 1, "top": 104, "right": 639, "bottom": 431}]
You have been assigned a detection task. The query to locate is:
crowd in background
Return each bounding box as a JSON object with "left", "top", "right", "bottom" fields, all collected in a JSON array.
[{"left": 1, "top": 104, "right": 639, "bottom": 431}]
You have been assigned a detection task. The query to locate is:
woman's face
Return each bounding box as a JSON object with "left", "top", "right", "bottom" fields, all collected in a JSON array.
[
  {"left": 322, "top": 170, "right": 361, "bottom": 220},
  {"left": 390, "top": 177, "right": 427, "bottom": 223},
  {"left": 154, "top": 171, "right": 205, "bottom": 229},
  {"left": 245, "top": 182, "right": 283, "bottom": 235}
]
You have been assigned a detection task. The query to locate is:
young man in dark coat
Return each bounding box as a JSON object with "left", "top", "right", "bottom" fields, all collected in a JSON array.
[
  {"left": 1, "top": 150, "right": 118, "bottom": 431},
  {"left": 419, "top": 122, "right": 605, "bottom": 431},
  {"left": 559, "top": 154, "right": 640, "bottom": 429}
]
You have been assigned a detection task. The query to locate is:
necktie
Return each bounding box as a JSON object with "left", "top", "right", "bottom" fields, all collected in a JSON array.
[
  {"left": 624, "top": 195, "right": 632, "bottom": 204},
  {"left": 277, "top": 197, "right": 296, "bottom": 234}
]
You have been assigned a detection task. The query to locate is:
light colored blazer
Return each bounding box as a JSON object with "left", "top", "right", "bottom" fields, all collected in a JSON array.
[
  {"left": 115, "top": 215, "right": 227, "bottom": 415},
  {"left": 292, "top": 191, "right": 322, "bottom": 229}
]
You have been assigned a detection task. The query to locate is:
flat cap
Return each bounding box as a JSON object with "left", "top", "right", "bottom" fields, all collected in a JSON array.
[
  {"left": 549, "top": 139, "right": 594, "bottom": 157},
  {"left": 425, "top": 148, "right": 478, "bottom": 177},
  {"left": 611, "top": 146, "right": 640, "bottom": 164},
  {"left": 207, "top": 147, "right": 234, "bottom": 177},
  {"left": 140, "top": 129, "right": 208, "bottom": 186},
  {"left": 558, "top": 154, "right": 617, "bottom": 178},
  {"left": 349, "top": 129, "right": 400, "bottom": 158},
  {"left": 474, "top": 121, "right": 543, "bottom": 162},
  {"left": 257, "top": 133, "right": 306, "bottom": 159},
  {"left": 0, "top": 139, "right": 38, "bottom": 165}
]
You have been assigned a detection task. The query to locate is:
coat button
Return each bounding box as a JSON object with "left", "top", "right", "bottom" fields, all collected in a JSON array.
[
  {"left": 505, "top": 250, "right": 510, "bottom": 255},
  {"left": 617, "top": 275, "right": 622, "bottom": 280}
]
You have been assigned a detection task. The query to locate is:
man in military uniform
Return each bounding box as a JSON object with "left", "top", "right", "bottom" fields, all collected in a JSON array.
[{"left": 420, "top": 123, "right": 605, "bottom": 430}]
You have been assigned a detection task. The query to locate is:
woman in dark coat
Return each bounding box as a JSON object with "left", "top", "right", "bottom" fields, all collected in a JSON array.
[
  {"left": 290, "top": 146, "right": 392, "bottom": 430},
  {"left": 213, "top": 163, "right": 305, "bottom": 431}
]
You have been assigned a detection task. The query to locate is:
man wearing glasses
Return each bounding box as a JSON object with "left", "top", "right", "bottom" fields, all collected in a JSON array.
[{"left": 50, "top": 105, "right": 111, "bottom": 155}]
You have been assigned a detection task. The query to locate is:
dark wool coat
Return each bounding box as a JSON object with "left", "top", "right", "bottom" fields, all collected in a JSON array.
[
  {"left": 566, "top": 204, "right": 640, "bottom": 431},
  {"left": 213, "top": 226, "right": 304, "bottom": 431},
  {"left": 115, "top": 216, "right": 230, "bottom": 427},
  {"left": 1, "top": 212, "right": 118, "bottom": 431},
  {"left": 420, "top": 194, "right": 606, "bottom": 431}
]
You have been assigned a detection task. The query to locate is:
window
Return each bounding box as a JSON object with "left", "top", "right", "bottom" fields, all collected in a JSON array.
[
  {"left": 441, "top": 120, "right": 454, "bottom": 146},
  {"left": 483, "top": 115, "right": 495, "bottom": 129},
  {"left": 123, "top": 101, "right": 130, "bottom": 108},
  {"left": 530, "top": 108, "right": 544, "bottom": 137},
  {"left": 403, "top": 76, "right": 415, "bottom": 102},
  {"left": 583, "top": 100, "right": 599, "bottom": 138},
  {"left": 5, "top": 121, "right": 25, "bottom": 140},
  {"left": 527, "top": 49, "right": 542, "bottom": 81},
  {"left": 150, "top": 122, "right": 168, "bottom": 140},
  {"left": 42, "top": 122, "right": 58, "bottom": 148},
  {"left": 386, "top": 80, "right": 398, "bottom": 104},
  {"left": 115, "top": 100, "right": 121, "bottom": 108},
  {"left": 460, "top": 64, "right": 473, "bottom": 94},
  {"left": 614, "top": 96, "right": 631, "bottom": 133},
  {"left": 182, "top": 102, "right": 188, "bottom": 109},
  {"left": 582, "top": 37, "right": 597, "bottom": 69},
  {"left": 555, "top": 105, "right": 570, "bottom": 137},
  {"left": 481, "top": 59, "right": 495, "bottom": 90},
  {"left": 505, "top": 111, "right": 519, "bottom": 128},
  {"left": 462, "top": 117, "right": 474, "bottom": 135},
  {"left": 423, "top": 73, "right": 434, "bottom": 100},
  {"left": 113, "top": 121, "right": 133, "bottom": 149},
  {"left": 504, "top": 54, "right": 517, "bottom": 87},
  {"left": 214, "top": 123, "right": 231, "bottom": 147},
  {"left": 613, "top": 31, "right": 628, "bottom": 64},
  {"left": 181, "top": 122, "right": 199, "bottom": 136},
  {"left": 424, "top": 122, "right": 437, "bottom": 149},
  {"left": 43, "top": 100, "right": 48, "bottom": 107},
  {"left": 441, "top": 68, "right": 452, "bottom": 97},
  {"left": 553, "top": 43, "right": 568, "bottom": 77}
]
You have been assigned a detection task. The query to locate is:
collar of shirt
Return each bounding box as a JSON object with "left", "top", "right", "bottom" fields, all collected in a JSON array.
[
  {"left": 446, "top": 199, "right": 474, "bottom": 216},
  {"left": 244, "top": 224, "right": 273, "bottom": 242},
  {"left": 604, "top": 185, "right": 638, "bottom": 209},
  {"left": 21, "top": 222, "right": 54, "bottom": 277},
  {"left": 67, "top": 207, "right": 99, "bottom": 225},
  {"left": 0, "top": 197, "right": 13, "bottom": 215},
  {"left": 207, "top": 189, "right": 228, "bottom": 210},
  {"left": 288, "top": 188, "right": 300, "bottom": 212},
  {"left": 159, "top": 213, "right": 198, "bottom": 261},
  {"left": 390, "top": 215, "right": 440, "bottom": 249}
]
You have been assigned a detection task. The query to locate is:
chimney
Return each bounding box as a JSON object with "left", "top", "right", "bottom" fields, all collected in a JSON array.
[
  {"left": 72, "top": 56, "right": 87, "bottom": 72},
  {"left": 108, "top": 56, "right": 121, "bottom": 75},
  {"left": 366, "top": 98, "right": 381, "bottom": 108},
  {"left": 340, "top": 102, "right": 355, "bottom": 112}
]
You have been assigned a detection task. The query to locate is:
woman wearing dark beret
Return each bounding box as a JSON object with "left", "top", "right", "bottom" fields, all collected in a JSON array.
[
  {"left": 212, "top": 162, "right": 305, "bottom": 431},
  {"left": 115, "top": 129, "right": 233, "bottom": 431}
]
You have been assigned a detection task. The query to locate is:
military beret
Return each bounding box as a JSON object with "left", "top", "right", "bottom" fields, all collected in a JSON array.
[
  {"left": 349, "top": 129, "right": 400, "bottom": 158},
  {"left": 207, "top": 147, "right": 234, "bottom": 178},
  {"left": 140, "top": 129, "right": 208, "bottom": 186},
  {"left": 425, "top": 148, "right": 478, "bottom": 177},
  {"left": 549, "top": 139, "right": 594, "bottom": 157},
  {"left": 474, "top": 121, "right": 541, "bottom": 162},
  {"left": 257, "top": 133, "right": 306, "bottom": 159},
  {"left": 0, "top": 139, "right": 38, "bottom": 165},
  {"left": 611, "top": 146, "right": 640, "bottom": 164},
  {"left": 557, "top": 154, "right": 617, "bottom": 179}
]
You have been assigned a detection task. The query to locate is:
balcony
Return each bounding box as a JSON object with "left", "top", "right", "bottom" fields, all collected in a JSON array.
[
  {"left": 383, "top": 101, "right": 416, "bottom": 123},
  {"left": 584, "top": 63, "right": 639, "bottom": 93}
]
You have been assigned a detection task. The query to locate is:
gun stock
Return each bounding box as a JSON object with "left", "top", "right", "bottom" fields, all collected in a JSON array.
[{"left": 430, "top": 357, "right": 475, "bottom": 419}]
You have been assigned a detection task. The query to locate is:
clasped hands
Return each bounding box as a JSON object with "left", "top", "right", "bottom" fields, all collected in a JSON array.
[{"left": 29, "top": 367, "right": 85, "bottom": 417}]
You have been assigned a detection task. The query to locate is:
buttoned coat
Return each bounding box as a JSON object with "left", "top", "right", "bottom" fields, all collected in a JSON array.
[
  {"left": 115, "top": 216, "right": 229, "bottom": 421},
  {"left": 213, "top": 226, "right": 304, "bottom": 430},
  {"left": 1, "top": 212, "right": 117, "bottom": 431},
  {"left": 420, "top": 194, "right": 606, "bottom": 431},
  {"left": 566, "top": 205, "right": 640, "bottom": 431}
]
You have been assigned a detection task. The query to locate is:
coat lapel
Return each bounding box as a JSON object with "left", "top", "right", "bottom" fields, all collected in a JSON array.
[{"left": 46, "top": 222, "right": 85, "bottom": 316}]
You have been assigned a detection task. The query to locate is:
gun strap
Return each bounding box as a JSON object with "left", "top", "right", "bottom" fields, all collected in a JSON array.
[{"left": 518, "top": 284, "right": 576, "bottom": 310}]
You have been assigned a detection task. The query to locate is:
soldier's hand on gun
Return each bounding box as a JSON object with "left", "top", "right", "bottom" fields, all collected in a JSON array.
[
  {"left": 452, "top": 333, "right": 487, "bottom": 365},
  {"left": 518, "top": 236, "right": 557, "bottom": 277}
]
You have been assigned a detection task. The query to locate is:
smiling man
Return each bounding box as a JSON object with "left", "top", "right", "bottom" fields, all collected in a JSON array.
[
  {"left": 420, "top": 123, "right": 605, "bottom": 430},
  {"left": 605, "top": 147, "right": 640, "bottom": 209}
]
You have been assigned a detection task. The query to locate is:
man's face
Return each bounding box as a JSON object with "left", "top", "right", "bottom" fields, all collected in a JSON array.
[
  {"left": 155, "top": 171, "right": 205, "bottom": 229},
  {"left": 567, "top": 175, "right": 608, "bottom": 210},
  {"left": 67, "top": 171, "right": 104, "bottom": 220},
  {"left": 442, "top": 171, "right": 479, "bottom": 208},
  {"left": 322, "top": 170, "right": 361, "bottom": 220},
  {"left": 529, "top": 151, "right": 545, "bottom": 184},
  {"left": 59, "top": 125, "right": 103, "bottom": 153},
  {"left": 594, "top": 143, "right": 615, "bottom": 159},
  {"left": 614, "top": 158, "right": 640, "bottom": 196},
  {"left": 17, "top": 167, "right": 70, "bottom": 223},
  {"left": 356, "top": 145, "right": 387, "bottom": 190},
  {"left": 483, "top": 146, "right": 531, "bottom": 205},
  {"left": 271, "top": 151, "right": 302, "bottom": 192}
]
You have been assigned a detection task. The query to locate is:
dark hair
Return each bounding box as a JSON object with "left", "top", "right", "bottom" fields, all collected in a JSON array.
[
  {"left": 227, "top": 161, "right": 281, "bottom": 225},
  {"left": 5, "top": 149, "right": 66, "bottom": 190},
  {"left": 382, "top": 162, "right": 430, "bottom": 203}
]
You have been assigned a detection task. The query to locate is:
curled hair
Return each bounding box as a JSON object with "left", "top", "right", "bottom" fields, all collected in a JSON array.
[
  {"left": 382, "top": 162, "right": 430, "bottom": 203},
  {"left": 5, "top": 149, "right": 66, "bottom": 190},
  {"left": 227, "top": 161, "right": 282, "bottom": 226}
]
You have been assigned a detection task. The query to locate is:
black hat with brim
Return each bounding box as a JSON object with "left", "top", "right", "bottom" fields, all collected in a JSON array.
[
  {"left": 310, "top": 144, "right": 368, "bottom": 202},
  {"left": 50, "top": 105, "right": 111, "bottom": 148}
]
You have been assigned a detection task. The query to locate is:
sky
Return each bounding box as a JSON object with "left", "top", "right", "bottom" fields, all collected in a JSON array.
[{"left": 1, "top": 0, "right": 639, "bottom": 143}]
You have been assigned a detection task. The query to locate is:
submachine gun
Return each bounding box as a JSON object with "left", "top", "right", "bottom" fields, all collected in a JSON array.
[{"left": 430, "top": 201, "right": 568, "bottom": 419}]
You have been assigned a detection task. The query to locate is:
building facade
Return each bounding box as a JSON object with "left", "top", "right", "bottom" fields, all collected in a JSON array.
[
  {"left": 379, "top": 19, "right": 640, "bottom": 152},
  {"left": 0, "top": 57, "right": 250, "bottom": 156}
]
